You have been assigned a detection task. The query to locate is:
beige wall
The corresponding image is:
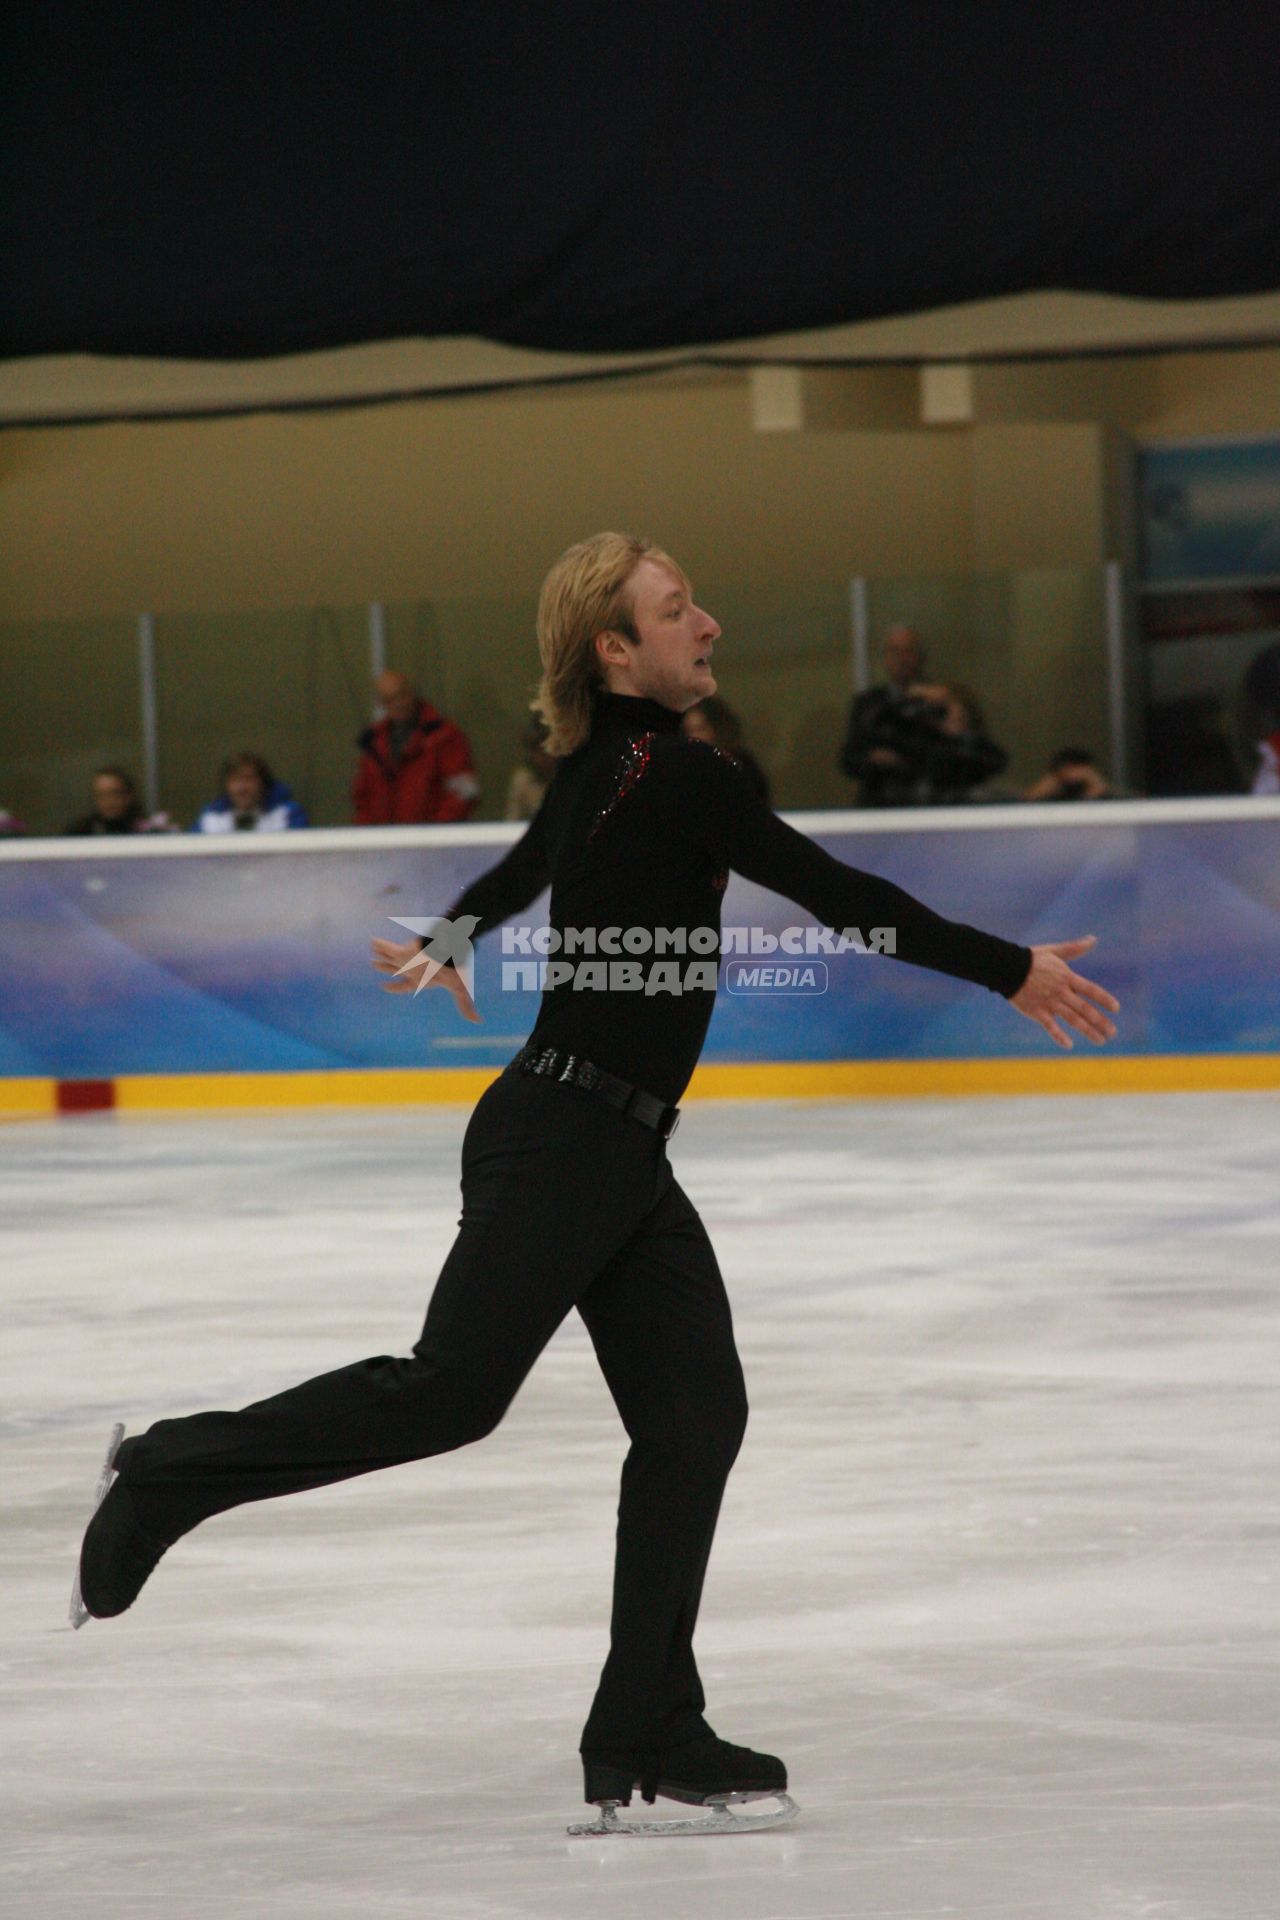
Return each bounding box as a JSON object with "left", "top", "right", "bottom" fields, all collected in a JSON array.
[
  {"left": 3, "top": 342, "right": 1280, "bottom": 827},
  {"left": 1141, "top": 348, "right": 1280, "bottom": 438},
  {"left": 969, "top": 423, "right": 1109, "bottom": 572},
  {"left": 0, "top": 379, "right": 974, "bottom": 620}
]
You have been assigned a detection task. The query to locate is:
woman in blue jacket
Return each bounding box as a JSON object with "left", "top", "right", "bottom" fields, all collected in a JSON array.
[{"left": 193, "top": 752, "right": 308, "bottom": 833}]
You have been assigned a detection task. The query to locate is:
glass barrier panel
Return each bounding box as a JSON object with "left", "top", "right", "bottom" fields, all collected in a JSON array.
[
  {"left": 153, "top": 606, "right": 369, "bottom": 828},
  {"left": 0, "top": 615, "right": 142, "bottom": 835}
]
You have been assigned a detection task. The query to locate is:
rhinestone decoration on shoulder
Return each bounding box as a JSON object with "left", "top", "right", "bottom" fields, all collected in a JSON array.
[{"left": 589, "top": 731, "right": 659, "bottom": 841}]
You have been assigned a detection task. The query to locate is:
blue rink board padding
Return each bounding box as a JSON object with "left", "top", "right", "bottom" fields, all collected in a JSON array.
[{"left": 1, "top": 812, "right": 1277, "bottom": 1079}]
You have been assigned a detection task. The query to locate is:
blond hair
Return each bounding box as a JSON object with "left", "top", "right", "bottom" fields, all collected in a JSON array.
[{"left": 532, "top": 532, "right": 690, "bottom": 755}]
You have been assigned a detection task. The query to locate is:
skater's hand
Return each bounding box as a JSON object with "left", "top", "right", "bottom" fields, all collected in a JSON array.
[
  {"left": 1010, "top": 936, "right": 1118, "bottom": 1051},
  {"left": 370, "top": 938, "right": 481, "bottom": 1022}
]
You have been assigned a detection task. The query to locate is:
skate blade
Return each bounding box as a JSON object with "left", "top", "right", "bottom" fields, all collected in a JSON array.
[
  {"left": 68, "top": 1422, "right": 126, "bottom": 1630},
  {"left": 568, "top": 1790, "right": 799, "bottom": 1837}
]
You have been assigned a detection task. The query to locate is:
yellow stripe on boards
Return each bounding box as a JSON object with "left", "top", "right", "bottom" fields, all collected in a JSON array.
[
  {"left": 5, "top": 1059, "right": 1274, "bottom": 1121},
  {"left": 1, "top": 1054, "right": 1275, "bottom": 1121},
  {"left": 685, "top": 1054, "right": 1280, "bottom": 1100},
  {"left": 96, "top": 1052, "right": 1280, "bottom": 1111},
  {"left": 114, "top": 1068, "right": 501, "bottom": 1111},
  {"left": 0, "top": 1078, "right": 56, "bottom": 1117}
]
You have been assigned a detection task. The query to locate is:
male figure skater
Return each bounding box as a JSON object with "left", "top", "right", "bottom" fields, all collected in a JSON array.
[{"left": 75, "top": 534, "right": 1119, "bottom": 1830}]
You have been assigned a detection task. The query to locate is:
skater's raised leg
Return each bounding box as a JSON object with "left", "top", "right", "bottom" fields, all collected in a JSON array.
[{"left": 77, "top": 1075, "right": 667, "bottom": 1619}]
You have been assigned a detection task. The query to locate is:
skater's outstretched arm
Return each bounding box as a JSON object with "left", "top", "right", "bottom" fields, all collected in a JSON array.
[
  {"left": 371, "top": 804, "right": 552, "bottom": 1021},
  {"left": 442, "top": 802, "right": 552, "bottom": 938},
  {"left": 664, "top": 740, "right": 1119, "bottom": 1049}
]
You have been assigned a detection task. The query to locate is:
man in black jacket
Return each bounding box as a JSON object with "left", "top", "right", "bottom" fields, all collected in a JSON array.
[
  {"left": 841, "top": 632, "right": 1008, "bottom": 806},
  {"left": 75, "top": 534, "right": 1118, "bottom": 1829},
  {"left": 839, "top": 622, "right": 930, "bottom": 806}
]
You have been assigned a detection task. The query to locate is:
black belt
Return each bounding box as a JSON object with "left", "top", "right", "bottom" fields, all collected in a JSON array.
[{"left": 510, "top": 1044, "right": 681, "bottom": 1139}]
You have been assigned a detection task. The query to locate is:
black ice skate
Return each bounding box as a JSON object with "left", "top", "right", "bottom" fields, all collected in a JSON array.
[
  {"left": 569, "top": 1731, "right": 798, "bottom": 1836},
  {"left": 69, "top": 1425, "right": 193, "bottom": 1627}
]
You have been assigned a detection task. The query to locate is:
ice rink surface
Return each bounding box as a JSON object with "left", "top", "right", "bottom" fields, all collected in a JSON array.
[{"left": 3, "top": 1092, "right": 1278, "bottom": 1920}]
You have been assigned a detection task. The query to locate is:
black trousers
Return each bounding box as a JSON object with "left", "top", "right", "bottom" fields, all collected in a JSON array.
[{"left": 124, "top": 1071, "right": 749, "bottom": 1753}]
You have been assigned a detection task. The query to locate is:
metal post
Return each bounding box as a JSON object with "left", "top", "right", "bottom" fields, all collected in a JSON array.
[
  {"left": 137, "top": 611, "right": 159, "bottom": 813},
  {"left": 368, "top": 600, "right": 388, "bottom": 682},
  {"left": 1104, "top": 559, "right": 1128, "bottom": 790},
  {"left": 849, "top": 576, "right": 870, "bottom": 692}
]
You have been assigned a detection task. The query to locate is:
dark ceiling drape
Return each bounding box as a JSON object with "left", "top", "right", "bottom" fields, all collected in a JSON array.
[{"left": 5, "top": 4, "right": 1279, "bottom": 361}]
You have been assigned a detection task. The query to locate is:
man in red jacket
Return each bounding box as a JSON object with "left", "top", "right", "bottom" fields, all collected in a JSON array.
[{"left": 352, "top": 670, "right": 480, "bottom": 824}]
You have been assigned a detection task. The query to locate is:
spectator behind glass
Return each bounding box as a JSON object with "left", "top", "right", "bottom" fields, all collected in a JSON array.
[
  {"left": 681, "top": 694, "right": 771, "bottom": 804},
  {"left": 65, "top": 766, "right": 173, "bottom": 835},
  {"left": 843, "top": 638, "right": 1007, "bottom": 806},
  {"left": 0, "top": 804, "right": 28, "bottom": 835},
  {"left": 504, "top": 716, "right": 556, "bottom": 821},
  {"left": 839, "top": 623, "right": 929, "bottom": 806},
  {"left": 193, "top": 752, "right": 309, "bottom": 833},
  {"left": 1024, "top": 747, "right": 1119, "bottom": 803},
  {"left": 917, "top": 682, "right": 1009, "bottom": 803},
  {"left": 352, "top": 669, "right": 480, "bottom": 824}
]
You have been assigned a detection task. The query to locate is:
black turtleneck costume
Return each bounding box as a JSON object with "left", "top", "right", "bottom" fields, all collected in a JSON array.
[
  {"left": 450, "top": 692, "right": 1029, "bottom": 1101},
  {"left": 119, "top": 691, "right": 1031, "bottom": 1767}
]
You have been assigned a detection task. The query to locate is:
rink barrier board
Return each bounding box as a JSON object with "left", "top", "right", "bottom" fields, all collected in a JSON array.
[
  {"left": 3, "top": 797, "right": 1277, "bottom": 1089},
  {"left": 3, "top": 1051, "right": 1279, "bottom": 1118}
]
